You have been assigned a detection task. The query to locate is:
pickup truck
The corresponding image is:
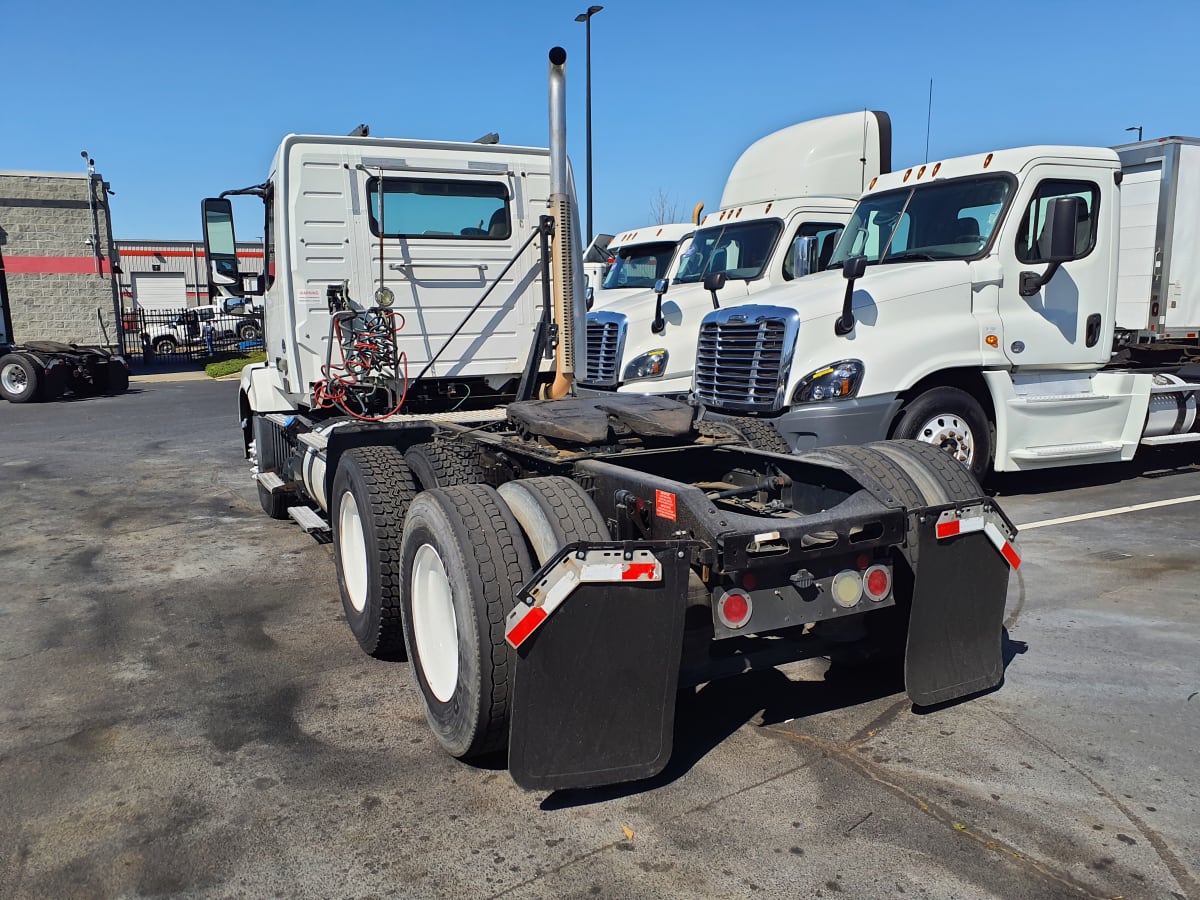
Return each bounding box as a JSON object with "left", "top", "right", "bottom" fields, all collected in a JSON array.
[{"left": 142, "top": 303, "right": 262, "bottom": 355}]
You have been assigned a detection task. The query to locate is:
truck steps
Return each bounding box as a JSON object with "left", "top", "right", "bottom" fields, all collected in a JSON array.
[
  {"left": 255, "top": 470, "right": 287, "bottom": 492},
  {"left": 287, "top": 505, "right": 330, "bottom": 533},
  {"left": 1140, "top": 432, "right": 1200, "bottom": 446},
  {"left": 1009, "top": 441, "right": 1123, "bottom": 461}
]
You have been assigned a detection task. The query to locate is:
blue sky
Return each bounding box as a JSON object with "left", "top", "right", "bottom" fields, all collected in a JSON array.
[{"left": 3, "top": 0, "right": 1196, "bottom": 241}]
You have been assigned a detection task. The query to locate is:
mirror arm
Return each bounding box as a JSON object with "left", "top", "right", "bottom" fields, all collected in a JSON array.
[
  {"left": 651, "top": 294, "right": 666, "bottom": 334},
  {"left": 835, "top": 278, "right": 857, "bottom": 336},
  {"left": 1019, "top": 262, "right": 1061, "bottom": 297},
  {"left": 219, "top": 182, "right": 268, "bottom": 199},
  {"left": 710, "top": 290, "right": 720, "bottom": 310}
]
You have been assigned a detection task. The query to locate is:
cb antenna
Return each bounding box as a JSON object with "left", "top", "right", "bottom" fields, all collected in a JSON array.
[{"left": 925, "top": 79, "right": 933, "bottom": 163}]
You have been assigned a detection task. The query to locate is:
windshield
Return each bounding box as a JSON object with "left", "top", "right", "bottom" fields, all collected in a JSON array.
[
  {"left": 673, "top": 219, "right": 782, "bottom": 284},
  {"left": 828, "top": 175, "right": 1012, "bottom": 266},
  {"left": 601, "top": 240, "right": 679, "bottom": 290}
]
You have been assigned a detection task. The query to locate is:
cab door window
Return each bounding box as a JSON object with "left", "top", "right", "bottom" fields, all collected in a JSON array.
[
  {"left": 1015, "top": 179, "right": 1099, "bottom": 263},
  {"left": 782, "top": 222, "right": 845, "bottom": 280}
]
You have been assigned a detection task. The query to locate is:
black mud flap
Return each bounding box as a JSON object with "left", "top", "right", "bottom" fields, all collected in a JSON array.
[
  {"left": 507, "top": 544, "right": 690, "bottom": 791},
  {"left": 904, "top": 508, "right": 1015, "bottom": 707}
]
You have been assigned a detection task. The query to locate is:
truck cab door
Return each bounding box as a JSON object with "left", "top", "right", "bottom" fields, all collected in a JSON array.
[{"left": 995, "top": 165, "right": 1116, "bottom": 367}]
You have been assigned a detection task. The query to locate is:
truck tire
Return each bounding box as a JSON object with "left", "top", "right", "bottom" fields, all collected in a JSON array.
[
  {"left": 497, "top": 476, "right": 610, "bottom": 565},
  {"left": 0, "top": 353, "right": 42, "bottom": 403},
  {"left": 404, "top": 440, "right": 485, "bottom": 490},
  {"left": 238, "top": 322, "right": 261, "bottom": 341},
  {"left": 153, "top": 337, "right": 178, "bottom": 357},
  {"left": 867, "top": 439, "right": 983, "bottom": 506},
  {"left": 890, "top": 387, "right": 992, "bottom": 483},
  {"left": 399, "top": 484, "right": 534, "bottom": 759},
  {"left": 703, "top": 413, "right": 793, "bottom": 454},
  {"left": 331, "top": 446, "right": 418, "bottom": 660}
]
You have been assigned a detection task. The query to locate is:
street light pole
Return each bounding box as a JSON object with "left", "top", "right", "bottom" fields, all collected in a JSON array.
[{"left": 575, "top": 5, "right": 603, "bottom": 244}]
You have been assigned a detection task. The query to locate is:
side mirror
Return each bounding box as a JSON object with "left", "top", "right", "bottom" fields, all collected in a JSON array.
[
  {"left": 201, "top": 198, "right": 243, "bottom": 293},
  {"left": 835, "top": 256, "right": 868, "bottom": 336},
  {"left": 1044, "top": 196, "right": 1082, "bottom": 263},
  {"left": 703, "top": 271, "right": 726, "bottom": 310},
  {"left": 792, "top": 235, "right": 820, "bottom": 278},
  {"left": 585, "top": 285, "right": 595, "bottom": 310},
  {"left": 651, "top": 278, "right": 669, "bottom": 334},
  {"left": 1020, "top": 196, "right": 1084, "bottom": 297}
]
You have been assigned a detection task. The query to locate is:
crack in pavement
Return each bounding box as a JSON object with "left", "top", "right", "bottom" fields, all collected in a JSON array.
[
  {"left": 487, "top": 760, "right": 813, "bottom": 898},
  {"left": 987, "top": 706, "right": 1199, "bottom": 899},
  {"left": 763, "top": 726, "right": 1109, "bottom": 899}
]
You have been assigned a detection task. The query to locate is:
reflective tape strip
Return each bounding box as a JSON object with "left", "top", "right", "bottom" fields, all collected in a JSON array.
[
  {"left": 983, "top": 521, "right": 1022, "bottom": 570},
  {"left": 935, "top": 516, "right": 984, "bottom": 539},
  {"left": 505, "top": 549, "right": 663, "bottom": 649}
]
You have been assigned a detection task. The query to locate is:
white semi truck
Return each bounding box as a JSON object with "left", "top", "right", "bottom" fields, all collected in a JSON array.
[
  {"left": 204, "top": 49, "right": 1019, "bottom": 791},
  {"left": 695, "top": 136, "right": 1200, "bottom": 482},
  {"left": 587, "top": 222, "right": 694, "bottom": 309},
  {"left": 579, "top": 112, "right": 890, "bottom": 396}
]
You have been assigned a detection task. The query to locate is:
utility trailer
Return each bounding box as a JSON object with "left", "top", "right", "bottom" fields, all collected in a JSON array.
[
  {"left": 0, "top": 247, "right": 130, "bottom": 403},
  {"left": 206, "top": 48, "right": 1020, "bottom": 791}
]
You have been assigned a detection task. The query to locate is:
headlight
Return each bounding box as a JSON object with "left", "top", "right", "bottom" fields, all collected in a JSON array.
[
  {"left": 792, "top": 359, "right": 864, "bottom": 403},
  {"left": 624, "top": 349, "right": 669, "bottom": 381}
]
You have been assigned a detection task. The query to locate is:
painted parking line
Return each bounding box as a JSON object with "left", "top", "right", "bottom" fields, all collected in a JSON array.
[{"left": 1016, "top": 493, "right": 1200, "bottom": 531}]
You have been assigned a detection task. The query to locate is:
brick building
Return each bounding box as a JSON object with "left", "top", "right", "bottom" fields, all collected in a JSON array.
[{"left": 0, "top": 169, "right": 121, "bottom": 345}]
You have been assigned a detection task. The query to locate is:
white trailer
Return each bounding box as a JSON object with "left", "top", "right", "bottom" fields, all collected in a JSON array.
[
  {"left": 1114, "top": 137, "right": 1200, "bottom": 342},
  {"left": 579, "top": 111, "right": 890, "bottom": 396},
  {"left": 205, "top": 49, "right": 1018, "bottom": 791},
  {"left": 695, "top": 139, "right": 1200, "bottom": 481}
]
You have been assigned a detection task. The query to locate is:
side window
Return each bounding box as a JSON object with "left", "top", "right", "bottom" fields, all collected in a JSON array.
[
  {"left": 1015, "top": 179, "right": 1099, "bottom": 263},
  {"left": 367, "top": 177, "right": 510, "bottom": 240},
  {"left": 782, "top": 222, "right": 845, "bottom": 280},
  {"left": 199, "top": 308, "right": 215, "bottom": 322}
]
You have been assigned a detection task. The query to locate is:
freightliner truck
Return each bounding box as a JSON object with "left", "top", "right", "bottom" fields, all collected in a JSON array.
[
  {"left": 579, "top": 112, "right": 890, "bottom": 397},
  {"left": 585, "top": 222, "right": 694, "bottom": 311},
  {"left": 695, "top": 136, "right": 1200, "bottom": 483},
  {"left": 0, "top": 247, "right": 130, "bottom": 402},
  {"left": 203, "top": 49, "right": 1019, "bottom": 791}
]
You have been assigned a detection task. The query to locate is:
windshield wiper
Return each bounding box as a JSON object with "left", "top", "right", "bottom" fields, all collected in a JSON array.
[{"left": 881, "top": 251, "right": 941, "bottom": 264}]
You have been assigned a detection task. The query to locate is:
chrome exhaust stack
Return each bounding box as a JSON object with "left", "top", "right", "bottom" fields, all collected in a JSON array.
[{"left": 546, "top": 46, "right": 582, "bottom": 399}]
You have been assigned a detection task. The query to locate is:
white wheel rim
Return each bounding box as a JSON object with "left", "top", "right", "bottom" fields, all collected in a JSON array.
[
  {"left": 915, "top": 412, "right": 975, "bottom": 466},
  {"left": 411, "top": 543, "right": 459, "bottom": 703},
  {"left": 337, "top": 491, "right": 370, "bottom": 614},
  {"left": 2, "top": 363, "right": 27, "bottom": 393}
]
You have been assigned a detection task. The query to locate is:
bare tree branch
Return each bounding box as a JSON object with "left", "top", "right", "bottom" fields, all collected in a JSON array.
[{"left": 649, "top": 188, "right": 680, "bottom": 225}]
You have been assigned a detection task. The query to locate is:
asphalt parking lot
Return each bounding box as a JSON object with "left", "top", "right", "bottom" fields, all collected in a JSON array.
[{"left": 1, "top": 377, "right": 1197, "bottom": 899}]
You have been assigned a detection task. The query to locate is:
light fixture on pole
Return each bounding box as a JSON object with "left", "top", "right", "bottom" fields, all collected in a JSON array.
[
  {"left": 1126, "top": 125, "right": 1143, "bottom": 142},
  {"left": 575, "top": 4, "right": 603, "bottom": 244}
]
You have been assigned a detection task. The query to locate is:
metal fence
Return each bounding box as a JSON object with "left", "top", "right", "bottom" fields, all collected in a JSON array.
[{"left": 119, "top": 307, "right": 264, "bottom": 365}]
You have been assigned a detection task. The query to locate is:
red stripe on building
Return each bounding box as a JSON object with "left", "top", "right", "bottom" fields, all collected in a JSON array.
[{"left": 4, "top": 255, "right": 113, "bottom": 275}]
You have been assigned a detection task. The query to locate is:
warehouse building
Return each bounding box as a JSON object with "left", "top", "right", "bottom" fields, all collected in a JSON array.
[
  {"left": 115, "top": 240, "right": 263, "bottom": 310},
  {"left": 0, "top": 168, "right": 121, "bottom": 345}
]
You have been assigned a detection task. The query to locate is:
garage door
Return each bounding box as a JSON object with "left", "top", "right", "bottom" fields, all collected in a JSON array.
[{"left": 133, "top": 273, "right": 187, "bottom": 310}]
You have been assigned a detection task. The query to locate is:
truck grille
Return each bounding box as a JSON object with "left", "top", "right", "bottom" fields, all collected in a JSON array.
[
  {"left": 694, "top": 306, "right": 800, "bottom": 412},
  {"left": 582, "top": 312, "right": 627, "bottom": 386}
]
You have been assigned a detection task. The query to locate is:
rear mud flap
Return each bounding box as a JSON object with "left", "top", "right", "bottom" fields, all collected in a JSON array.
[
  {"left": 905, "top": 508, "right": 1016, "bottom": 707},
  {"left": 507, "top": 544, "right": 690, "bottom": 791}
]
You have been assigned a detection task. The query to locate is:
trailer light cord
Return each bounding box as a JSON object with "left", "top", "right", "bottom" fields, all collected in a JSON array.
[{"left": 313, "top": 306, "right": 410, "bottom": 421}]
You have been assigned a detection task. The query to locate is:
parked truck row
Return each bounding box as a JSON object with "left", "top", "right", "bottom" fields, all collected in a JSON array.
[
  {"left": 583, "top": 127, "right": 1200, "bottom": 483},
  {"left": 203, "top": 48, "right": 1020, "bottom": 791}
]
